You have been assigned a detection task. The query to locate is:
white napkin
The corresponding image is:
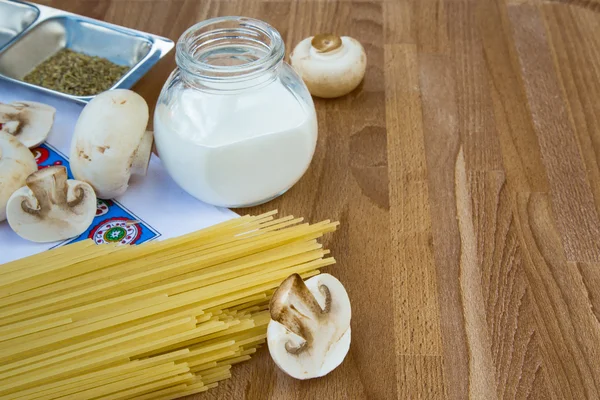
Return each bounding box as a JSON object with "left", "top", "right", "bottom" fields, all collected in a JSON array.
[{"left": 0, "top": 80, "right": 236, "bottom": 264}]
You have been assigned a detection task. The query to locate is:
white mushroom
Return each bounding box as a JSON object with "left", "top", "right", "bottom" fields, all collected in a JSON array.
[
  {"left": 267, "top": 273, "right": 351, "bottom": 380},
  {"left": 69, "top": 89, "right": 152, "bottom": 199},
  {"left": 0, "top": 132, "right": 38, "bottom": 222},
  {"left": 6, "top": 166, "right": 97, "bottom": 242},
  {"left": 0, "top": 101, "right": 56, "bottom": 148},
  {"left": 290, "top": 34, "right": 367, "bottom": 98}
]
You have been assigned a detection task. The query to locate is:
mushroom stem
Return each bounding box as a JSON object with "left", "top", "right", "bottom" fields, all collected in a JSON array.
[
  {"left": 1, "top": 120, "right": 21, "bottom": 134},
  {"left": 131, "top": 130, "right": 154, "bottom": 177},
  {"left": 22, "top": 167, "right": 69, "bottom": 214},
  {"left": 269, "top": 273, "right": 331, "bottom": 354}
]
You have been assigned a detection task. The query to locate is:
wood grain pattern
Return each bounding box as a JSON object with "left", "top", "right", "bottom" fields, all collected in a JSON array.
[
  {"left": 385, "top": 44, "right": 447, "bottom": 399},
  {"left": 509, "top": 3, "right": 600, "bottom": 263},
  {"left": 38, "top": 0, "right": 600, "bottom": 398}
]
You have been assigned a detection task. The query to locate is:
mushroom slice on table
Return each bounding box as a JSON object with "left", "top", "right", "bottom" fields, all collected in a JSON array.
[
  {"left": 267, "top": 273, "right": 351, "bottom": 379},
  {"left": 290, "top": 34, "right": 367, "bottom": 99},
  {"left": 0, "top": 132, "right": 38, "bottom": 222},
  {"left": 6, "top": 166, "right": 97, "bottom": 243},
  {"left": 0, "top": 101, "right": 56, "bottom": 148},
  {"left": 69, "top": 89, "right": 152, "bottom": 199}
]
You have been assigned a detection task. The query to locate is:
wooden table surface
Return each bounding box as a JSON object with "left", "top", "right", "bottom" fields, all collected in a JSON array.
[{"left": 38, "top": 0, "right": 600, "bottom": 398}]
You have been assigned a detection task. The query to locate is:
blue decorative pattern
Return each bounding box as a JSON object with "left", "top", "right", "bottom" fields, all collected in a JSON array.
[{"left": 31, "top": 143, "right": 160, "bottom": 247}]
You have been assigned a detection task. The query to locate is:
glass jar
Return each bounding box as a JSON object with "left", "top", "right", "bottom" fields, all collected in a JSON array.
[{"left": 154, "top": 16, "right": 318, "bottom": 208}]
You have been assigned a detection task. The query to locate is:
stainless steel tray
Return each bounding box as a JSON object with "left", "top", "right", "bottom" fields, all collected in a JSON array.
[{"left": 0, "top": 0, "right": 174, "bottom": 104}]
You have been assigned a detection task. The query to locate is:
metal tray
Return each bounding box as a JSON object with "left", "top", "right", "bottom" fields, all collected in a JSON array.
[
  {"left": 0, "top": 0, "right": 174, "bottom": 104},
  {"left": 0, "top": 0, "right": 38, "bottom": 48}
]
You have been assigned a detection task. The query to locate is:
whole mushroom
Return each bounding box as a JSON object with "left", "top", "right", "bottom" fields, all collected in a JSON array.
[
  {"left": 0, "top": 132, "right": 38, "bottom": 222},
  {"left": 267, "top": 273, "right": 351, "bottom": 379},
  {"left": 290, "top": 34, "right": 367, "bottom": 99},
  {"left": 0, "top": 101, "right": 56, "bottom": 148},
  {"left": 6, "top": 166, "right": 97, "bottom": 242},
  {"left": 69, "top": 89, "right": 152, "bottom": 199}
]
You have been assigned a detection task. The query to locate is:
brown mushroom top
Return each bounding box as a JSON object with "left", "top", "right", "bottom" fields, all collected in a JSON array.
[{"left": 311, "top": 34, "right": 343, "bottom": 53}]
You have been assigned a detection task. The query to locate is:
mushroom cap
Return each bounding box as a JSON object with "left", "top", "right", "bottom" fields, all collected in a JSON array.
[
  {"left": 0, "top": 101, "right": 56, "bottom": 148},
  {"left": 6, "top": 166, "right": 97, "bottom": 243},
  {"left": 267, "top": 273, "right": 351, "bottom": 379},
  {"left": 69, "top": 89, "right": 151, "bottom": 199},
  {"left": 268, "top": 321, "right": 351, "bottom": 380},
  {"left": 0, "top": 132, "right": 37, "bottom": 221},
  {"left": 290, "top": 35, "right": 367, "bottom": 99}
]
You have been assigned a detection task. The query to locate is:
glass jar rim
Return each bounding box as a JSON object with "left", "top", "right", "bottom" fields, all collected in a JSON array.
[{"left": 176, "top": 16, "right": 285, "bottom": 81}]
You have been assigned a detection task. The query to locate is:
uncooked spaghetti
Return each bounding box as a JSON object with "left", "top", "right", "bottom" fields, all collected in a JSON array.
[{"left": 0, "top": 211, "right": 338, "bottom": 399}]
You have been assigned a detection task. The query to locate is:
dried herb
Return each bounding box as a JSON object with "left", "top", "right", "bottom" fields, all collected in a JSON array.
[{"left": 23, "top": 49, "right": 130, "bottom": 96}]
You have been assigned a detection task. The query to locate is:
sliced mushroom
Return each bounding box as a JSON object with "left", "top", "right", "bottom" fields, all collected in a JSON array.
[
  {"left": 267, "top": 273, "right": 351, "bottom": 379},
  {"left": 69, "top": 89, "right": 152, "bottom": 199},
  {"left": 290, "top": 34, "right": 367, "bottom": 99},
  {"left": 0, "top": 132, "right": 38, "bottom": 221},
  {"left": 0, "top": 101, "right": 56, "bottom": 148},
  {"left": 6, "top": 166, "right": 97, "bottom": 242}
]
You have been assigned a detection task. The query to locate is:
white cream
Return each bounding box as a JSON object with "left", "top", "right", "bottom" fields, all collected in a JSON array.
[{"left": 154, "top": 78, "right": 317, "bottom": 207}]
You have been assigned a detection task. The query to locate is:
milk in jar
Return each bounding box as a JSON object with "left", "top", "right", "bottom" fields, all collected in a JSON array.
[{"left": 154, "top": 17, "right": 317, "bottom": 207}]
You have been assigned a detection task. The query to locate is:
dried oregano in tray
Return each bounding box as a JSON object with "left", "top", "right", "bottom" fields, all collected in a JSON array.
[{"left": 23, "top": 49, "right": 129, "bottom": 96}]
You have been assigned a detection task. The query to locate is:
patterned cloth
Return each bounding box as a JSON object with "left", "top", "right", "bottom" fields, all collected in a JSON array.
[{"left": 0, "top": 79, "right": 235, "bottom": 263}]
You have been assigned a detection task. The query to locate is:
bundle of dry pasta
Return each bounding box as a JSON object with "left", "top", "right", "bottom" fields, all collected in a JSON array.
[{"left": 0, "top": 211, "right": 338, "bottom": 399}]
